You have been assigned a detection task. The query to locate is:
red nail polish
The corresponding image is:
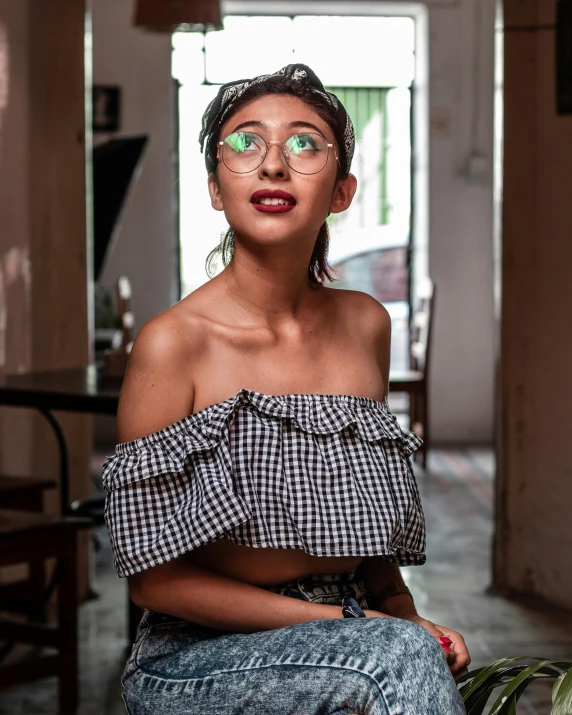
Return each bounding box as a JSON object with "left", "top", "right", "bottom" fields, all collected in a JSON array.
[
  {"left": 440, "top": 644, "right": 452, "bottom": 652},
  {"left": 440, "top": 637, "right": 452, "bottom": 644}
]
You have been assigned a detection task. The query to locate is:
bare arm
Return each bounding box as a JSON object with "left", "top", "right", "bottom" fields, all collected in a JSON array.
[
  {"left": 128, "top": 557, "right": 353, "bottom": 633},
  {"left": 116, "top": 314, "right": 197, "bottom": 443},
  {"left": 359, "top": 559, "right": 417, "bottom": 617},
  {"left": 372, "top": 295, "right": 391, "bottom": 402}
]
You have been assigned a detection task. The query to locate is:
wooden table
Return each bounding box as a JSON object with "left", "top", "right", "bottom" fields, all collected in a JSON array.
[
  {"left": 0, "top": 366, "right": 141, "bottom": 643},
  {"left": 0, "top": 364, "right": 121, "bottom": 515}
]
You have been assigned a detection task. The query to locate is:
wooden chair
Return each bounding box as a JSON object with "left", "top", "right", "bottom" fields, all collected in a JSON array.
[
  {"left": 0, "top": 509, "right": 90, "bottom": 714},
  {"left": 0, "top": 475, "right": 56, "bottom": 512},
  {"left": 389, "top": 279, "right": 435, "bottom": 468},
  {"left": 0, "top": 476, "right": 56, "bottom": 611}
]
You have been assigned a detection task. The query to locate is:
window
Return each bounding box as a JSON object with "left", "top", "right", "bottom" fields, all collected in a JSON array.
[{"left": 172, "top": 14, "right": 417, "bottom": 369}]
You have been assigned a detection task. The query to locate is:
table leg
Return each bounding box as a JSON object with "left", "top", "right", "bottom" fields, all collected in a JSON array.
[
  {"left": 58, "top": 530, "right": 79, "bottom": 714},
  {"left": 37, "top": 408, "right": 70, "bottom": 516}
]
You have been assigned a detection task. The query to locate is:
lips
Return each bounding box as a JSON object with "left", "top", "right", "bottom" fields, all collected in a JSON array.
[{"left": 250, "top": 189, "right": 296, "bottom": 213}]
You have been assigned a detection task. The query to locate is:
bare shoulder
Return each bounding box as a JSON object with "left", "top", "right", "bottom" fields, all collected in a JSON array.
[
  {"left": 322, "top": 286, "right": 391, "bottom": 338},
  {"left": 117, "top": 301, "right": 208, "bottom": 443}
]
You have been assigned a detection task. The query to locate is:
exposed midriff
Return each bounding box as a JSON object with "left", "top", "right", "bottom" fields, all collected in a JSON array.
[{"left": 183, "top": 536, "right": 364, "bottom": 587}]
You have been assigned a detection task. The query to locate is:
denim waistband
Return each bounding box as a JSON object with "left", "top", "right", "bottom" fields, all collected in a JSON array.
[{"left": 262, "top": 568, "right": 370, "bottom": 609}]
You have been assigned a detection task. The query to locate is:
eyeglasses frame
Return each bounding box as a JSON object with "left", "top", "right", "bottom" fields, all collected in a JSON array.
[{"left": 216, "top": 131, "right": 339, "bottom": 175}]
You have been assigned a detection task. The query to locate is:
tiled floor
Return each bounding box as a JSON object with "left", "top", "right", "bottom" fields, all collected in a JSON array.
[
  {"left": 412, "top": 449, "right": 572, "bottom": 714},
  {"left": 1, "top": 448, "right": 571, "bottom": 714}
]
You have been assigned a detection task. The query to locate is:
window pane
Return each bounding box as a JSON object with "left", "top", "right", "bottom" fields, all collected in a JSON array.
[
  {"left": 292, "top": 16, "right": 415, "bottom": 87},
  {"left": 172, "top": 32, "right": 205, "bottom": 85},
  {"left": 205, "top": 16, "right": 294, "bottom": 83}
]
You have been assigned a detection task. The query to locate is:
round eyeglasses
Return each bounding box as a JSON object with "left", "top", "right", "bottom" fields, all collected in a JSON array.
[{"left": 217, "top": 131, "right": 338, "bottom": 175}]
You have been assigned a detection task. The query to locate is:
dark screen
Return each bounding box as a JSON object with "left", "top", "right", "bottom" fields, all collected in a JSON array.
[{"left": 92, "top": 135, "right": 149, "bottom": 281}]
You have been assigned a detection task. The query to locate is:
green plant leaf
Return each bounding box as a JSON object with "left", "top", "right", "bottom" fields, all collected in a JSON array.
[
  {"left": 456, "top": 667, "right": 485, "bottom": 685},
  {"left": 463, "top": 672, "right": 516, "bottom": 711},
  {"left": 463, "top": 668, "right": 526, "bottom": 714},
  {"left": 464, "top": 671, "right": 534, "bottom": 715},
  {"left": 488, "top": 660, "right": 552, "bottom": 715},
  {"left": 459, "top": 658, "right": 572, "bottom": 715},
  {"left": 459, "top": 658, "right": 528, "bottom": 701},
  {"left": 502, "top": 694, "right": 517, "bottom": 715},
  {"left": 460, "top": 660, "right": 571, "bottom": 695},
  {"left": 529, "top": 660, "right": 572, "bottom": 672},
  {"left": 456, "top": 656, "right": 572, "bottom": 715},
  {"left": 506, "top": 680, "right": 535, "bottom": 714},
  {"left": 552, "top": 666, "right": 572, "bottom": 715},
  {"left": 501, "top": 662, "right": 571, "bottom": 682},
  {"left": 465, "top": 687, "right": 494, "bottom": 715},
  {"left": 553, "top": 675, "right": 565, "bottom": 705}
]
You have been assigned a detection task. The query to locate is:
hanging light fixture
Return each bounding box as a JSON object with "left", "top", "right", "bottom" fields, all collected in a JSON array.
[{"left": 134, "top": 0, "right": 223, "bottom": 33}]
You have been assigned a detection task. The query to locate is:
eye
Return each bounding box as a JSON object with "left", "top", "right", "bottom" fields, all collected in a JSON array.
[
  {"left": 224, "top": 132, "right": 262, "bottom": 153},
  {"left": 286, "top": 133, "right": 320, "bottom": 154}
]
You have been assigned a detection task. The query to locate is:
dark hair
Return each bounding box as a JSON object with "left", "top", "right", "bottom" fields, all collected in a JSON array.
[{"left": 205, "top": 75, "right": 349, "bottom": 288}]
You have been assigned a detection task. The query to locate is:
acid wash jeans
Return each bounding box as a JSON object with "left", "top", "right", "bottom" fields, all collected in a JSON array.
[{"left": 121, "top": 569, "right": 466, "bottom": 715}]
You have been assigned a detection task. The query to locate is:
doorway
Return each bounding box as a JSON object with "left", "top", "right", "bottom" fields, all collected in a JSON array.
[{"left": 172, "top": 4, "right": 428, "bottom": 371}]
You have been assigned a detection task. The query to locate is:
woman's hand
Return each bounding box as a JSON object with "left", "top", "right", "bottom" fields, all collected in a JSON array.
[
  {"left": 400, "top": 614, "right": 471, "bottom": 677},
  {"left": 362, "top": 608, "right": 470, "bottom": 677}
]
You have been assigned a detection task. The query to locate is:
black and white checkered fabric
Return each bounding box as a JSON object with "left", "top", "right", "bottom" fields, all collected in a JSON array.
[{"left": 102, "top": 389, "right": 426, "bottom": 578}]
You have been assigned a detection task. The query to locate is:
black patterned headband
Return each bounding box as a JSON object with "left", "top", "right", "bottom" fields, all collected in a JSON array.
[{"left": 199, "top": 63, "right": 355, "bottom": 176}]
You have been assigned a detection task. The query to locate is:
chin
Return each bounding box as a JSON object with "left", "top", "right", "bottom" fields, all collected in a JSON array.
[
  {"left": 233, "top": 218, "right": 324, "bottom": 248},
  {"left": 245, "top": 230, "right": 300, "bottom": 247},
  {"left": 260, "top": 228, "right": 317, "bottom": 246}
]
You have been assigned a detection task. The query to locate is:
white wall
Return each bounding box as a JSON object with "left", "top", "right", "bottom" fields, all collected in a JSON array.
[
  {"left": 92, "top": 0, "right": 178, "bottom": 327},
  {"left": 92, "top": 0, "right": 496, "bottom": 445},
  {"left": 427, "top": 0, "right": 496, "bottom": 444}
]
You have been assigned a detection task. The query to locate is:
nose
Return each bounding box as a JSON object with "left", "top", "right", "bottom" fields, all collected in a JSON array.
[{"left": 258, "top": 142, "right": 289, "bottom": 179}]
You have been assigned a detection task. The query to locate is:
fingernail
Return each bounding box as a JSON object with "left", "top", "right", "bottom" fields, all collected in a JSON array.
[
  {"left": 440, "top": 644, "right": 452, "bottom": 652},
  {"left": 440, "top": 637, "right": 452, "bottom": 644}
]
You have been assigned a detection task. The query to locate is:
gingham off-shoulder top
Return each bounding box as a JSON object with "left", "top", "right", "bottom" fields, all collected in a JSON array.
[{"left": 101, "top": 388, "right": 426, "bottom": 578}]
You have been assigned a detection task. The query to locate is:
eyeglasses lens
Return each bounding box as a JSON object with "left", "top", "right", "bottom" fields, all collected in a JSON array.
[{"left": 222, "top": 132, "right": 329, "bottom": 174}]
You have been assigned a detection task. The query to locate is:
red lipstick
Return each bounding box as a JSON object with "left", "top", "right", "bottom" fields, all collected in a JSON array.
[{"left": 250, "top": 189, "right": 296, "bottom": 213}]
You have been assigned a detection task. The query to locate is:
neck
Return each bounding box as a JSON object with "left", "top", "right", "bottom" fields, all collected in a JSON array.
[{"left": 220, "top": 233, "right": 320, "bottom": 325}]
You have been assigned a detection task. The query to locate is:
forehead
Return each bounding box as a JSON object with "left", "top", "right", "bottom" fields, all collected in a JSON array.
[{"left": 220, "top": 94, "right": 333, "bottom": 138}]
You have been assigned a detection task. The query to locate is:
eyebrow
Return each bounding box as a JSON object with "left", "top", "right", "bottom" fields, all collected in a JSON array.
[{"left": 229, "top": 120, "right": 326, "bottom": 135}]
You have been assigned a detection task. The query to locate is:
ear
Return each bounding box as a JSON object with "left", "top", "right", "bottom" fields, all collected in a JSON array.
[
  {"left": 208, "top": 172, "right": 225, "bottom": 212},
  {"left": 329, "top": 173, "right": 357, "bottom": 214}
]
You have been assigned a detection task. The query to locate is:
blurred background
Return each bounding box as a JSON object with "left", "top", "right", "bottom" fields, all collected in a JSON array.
[{"left": 0, "top": 0, "right": 571, "bottom": 713}]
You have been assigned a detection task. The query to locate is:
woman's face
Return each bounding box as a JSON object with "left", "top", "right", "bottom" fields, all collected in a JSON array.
[{"left": 208, "top": 94, "right": 356, "bottom": 249}]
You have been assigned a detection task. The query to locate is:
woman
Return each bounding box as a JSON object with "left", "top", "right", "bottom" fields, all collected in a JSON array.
[{"left": 103, "top": 64, "right": 470, "bottom": 715}]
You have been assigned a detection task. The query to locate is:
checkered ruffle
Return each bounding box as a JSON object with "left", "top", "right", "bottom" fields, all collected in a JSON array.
[{"left": 102, "top": 389, "right": 426, "bottom": 578}]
